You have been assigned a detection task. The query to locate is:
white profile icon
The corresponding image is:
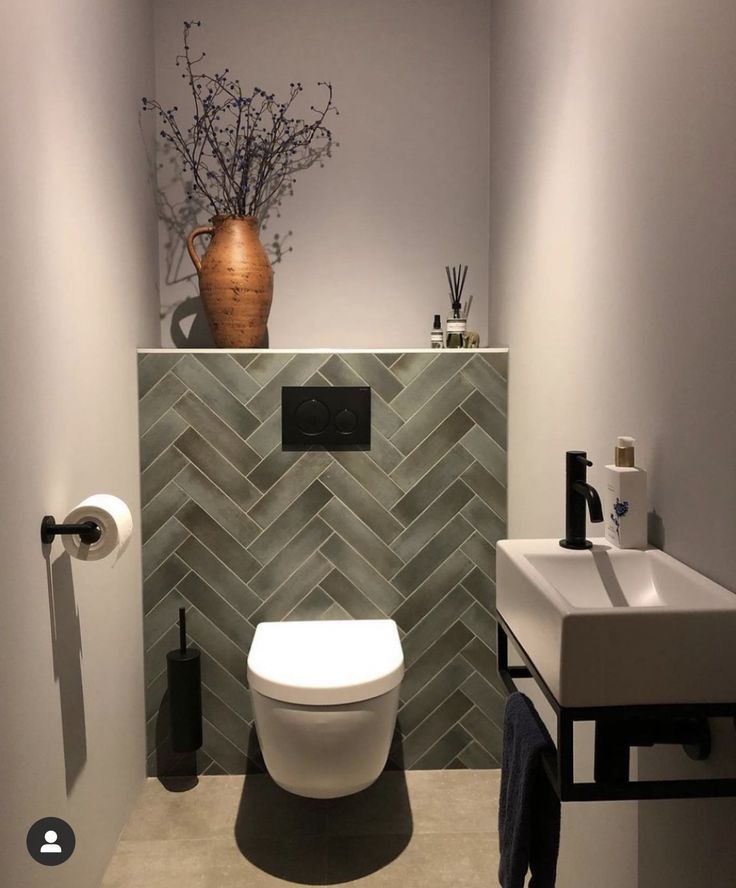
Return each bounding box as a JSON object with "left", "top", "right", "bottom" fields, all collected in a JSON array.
[{"left": 40, "top": 830, "right": 62, "bottom": 854}]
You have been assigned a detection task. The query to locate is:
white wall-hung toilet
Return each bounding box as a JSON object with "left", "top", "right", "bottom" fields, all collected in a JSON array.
[{"left": 247, "top": 619, "right": 404, "bottom": 798}]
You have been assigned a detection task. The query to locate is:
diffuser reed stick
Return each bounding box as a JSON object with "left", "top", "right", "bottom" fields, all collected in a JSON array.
[{"left": 445, "top": 264, "right": 468, "bottom": 318}]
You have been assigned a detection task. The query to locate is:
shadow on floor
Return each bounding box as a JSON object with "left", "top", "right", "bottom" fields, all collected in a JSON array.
[{"left": 234, "top": 731, "right": 413, "bottom": 884}]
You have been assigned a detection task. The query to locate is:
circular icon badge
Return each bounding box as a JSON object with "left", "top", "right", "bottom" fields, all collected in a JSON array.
[{"left": 26, "top": 817, "right": 76, "bottom": 866}]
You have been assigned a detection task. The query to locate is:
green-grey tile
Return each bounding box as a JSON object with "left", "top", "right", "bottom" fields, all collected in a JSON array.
[
  {"left": 187, "top": 607, "right": 249, "bottom": 683},
  {"left": 457, "top": 740, "right": 500, "bottom": 769},
  {"left": 284, "top": 586, "right": 334, "bottom": 621},
  {"left": 365, "top": 426, "right": 404, "bottom": 474},
  {"left": 393, "top": 514, "right": 473, "bottom": 594},
  {"left": 460, "top": 389, "right": 507, "bottom": 449},
  {"left": 250, "top": 552, "right": 331, "bottom": 624},
  {"left": 460, "top": 425, "right": 507, "bottom": 485},
  {"left": 248, "top": 480, "right": 331, "bottom": 564},
  {"left": 401, "top": 621, "right": 473, "bottom": 702},
  {"left": 174, "top": 464, "right": 260, "bottom": 549},
  {"left": 319, "top": 534, "right": 404, "bottom": 614},
  {"left": 342, "top": 353, "right": 403, "bottom": 402},
  {"left": 320, "top": 462, "right": 403, "bottom": 544},
  {"left": 320, "top": 601, "right": 352, "bottom": 621},
  {"left": 414, "top": 724, "right": 474, "bottom": 770},
  {"left": 201, "top": 653, "right": 251, "bottom": 721},
  {"left": 195, "top": 353, "right": 260, "bottom": 402},
  {"left": 460, "top": 637, "right": 496, "bottom": 679},
  {"left": 398, "top": 654, "right": 474, "bottom": 734},
  {"left": 461, "top": 461, "right": 507, "bottom": 521},
  {"left": 461, "top": 496, "right": 506, "bottom": 547},
  {"left": 175, "top": 500, "right": 260, "bottom": 581},
  {"left": 244, "top": 409, "right": 281, "bottom": 458},
  {"left": 392, "top": 444, "right": 474, "bottom": 525},
  {"left": 390, "top": 353, "right": 471, "bottom": 420},
  {"left": 461, "top": 354, "right": 507, "bottom": 413},
  {"left": 401, "top": 585, "right": 474, "bottom": 666},
  {"left": 138, "top": 353, "right": 182, "bottom": 398},
  {"left": 139, "top": 372, "right": 187, "bottom": 434},
  {"left": 177, "top": 536, "right": 260, "bottom": 618},
  {"left": 142, "top": 481, "right": 189, "bottom": 543},
  {"left": 246, "top": 353, "right": 326, "bottom": 420},
  {"left": 319, "top": 569, "right": 387, "bottom": 620},
  {"left": 462, "top": 567, "right": 497, "bottom": 613},
  {"left": 393, "top": 550, "right": 473, "bottom": 632},
  {"left": 461, "top": 533, "right": 497, "bottom": 580},
  {"left": 247, "top": 445, "right": 304, "bottom": 492},
  {"left": 174, "top": 428, "right": 260, "bottom": 512},
  {"left": 320, "top": 498, "right": 403, "bottom": 579},
  {"left": 391, "top": 372, "right": 474, "bottom": 455},
  {"left": 245, "top": 352, "right": 292, "bottom": 385},
  {"left": 143, "top": 553, "right": 189, "bottom": 614},
  {"left": 333, "top": 450, "right": 403, "bottom": 508},
  {"left": 403, "top": 690, "right": 473, "bottom": 767},
  {"left": 202, "top": 719, "right": 248, "bottom": 773},
  {"left": 479, "top": 350, "right": 508, "bottom": 379},
  {"left": 391, "top": 480, "right": 474, "bottom": 563},
  {"left": 140, "top": 409, "right": 188, "bottom": 471},
  {"left": 173, "top": 355, "right": 259, "bottom": 439},
  {"left": 141, "top": 445, "right": 187, "bottom": 504},
  {"left": 178, "top": 571, "right": 255, "bottom": 650},
  {"left": 389, "top": 352, "right": 437, "bottom": 386},
  {"left": 144, "top": 586, "right": 189, "bottom": 650},
  {"left": 461, "top": 706, "right": 503, "bottom": 761},
  {"left": 142, "top": 516, "right": 189, "bottom": 578},
  {"left": 144, "top": 624, "right": 179, "bottom": 687},
  {"left": 201, "top": 686, "right": 249, "bottom": 754},
  {"left": 173, "top": 391, "right": 260, "bottom": 475},
  {"left": 249, "top": 517, "right": 331, "bottom": 598},
  {"left": 391, "top": 409, "right": 474, "bottom": 491},
  {"left": 248, "top": 451, "right": 332, "bottom": 529},
  {"left": 460, "top": 671, "right": 506, "bottom": 728},
  {"left": 461, "top": 601, "right": 497, "bottom": 651}
]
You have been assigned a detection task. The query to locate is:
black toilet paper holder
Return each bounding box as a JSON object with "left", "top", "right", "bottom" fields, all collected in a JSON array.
[{"left": 40, "top": 515, "right": 102, "bottom": 545}]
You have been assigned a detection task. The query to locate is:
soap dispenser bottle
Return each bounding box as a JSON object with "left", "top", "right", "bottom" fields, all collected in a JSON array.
[{"left": 604, "top": 436, "right": 648, "bottom": 549}]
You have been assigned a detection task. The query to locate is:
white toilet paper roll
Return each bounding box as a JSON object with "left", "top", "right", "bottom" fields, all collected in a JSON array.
[{"left": 61, "top": 494, "right": 133, "bottom": 562}]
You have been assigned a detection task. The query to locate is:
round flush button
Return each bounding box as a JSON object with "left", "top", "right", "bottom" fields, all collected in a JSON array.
[
  {"left": 295, "top": 399, "right": 330, "bottom": 435},
  {"left": 334, "top": 408, "right": 358, "bottom": 434}
]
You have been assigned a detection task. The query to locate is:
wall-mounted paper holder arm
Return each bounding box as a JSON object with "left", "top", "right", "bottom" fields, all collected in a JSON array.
[{"left": 41, "top": 516, "right": 102, "bottom": 545}]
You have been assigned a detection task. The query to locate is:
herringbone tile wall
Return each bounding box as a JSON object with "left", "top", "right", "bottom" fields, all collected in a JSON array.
[{"left": 138, "top": 350, "right": 508, "bottom": 776}]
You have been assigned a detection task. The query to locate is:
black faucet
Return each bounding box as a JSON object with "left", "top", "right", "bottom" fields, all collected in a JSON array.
[{"left": 559, "top": 450, "right": 604, "bottom": 549}]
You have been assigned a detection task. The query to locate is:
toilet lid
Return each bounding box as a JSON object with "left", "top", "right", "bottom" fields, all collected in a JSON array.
[{"left": 247, "top": 620, "right": 405, "bottom": 705}]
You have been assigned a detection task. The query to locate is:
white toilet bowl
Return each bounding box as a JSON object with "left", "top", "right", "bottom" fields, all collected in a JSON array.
[{"left": 247, "top": 619, "right": 404, "bottom": 798}]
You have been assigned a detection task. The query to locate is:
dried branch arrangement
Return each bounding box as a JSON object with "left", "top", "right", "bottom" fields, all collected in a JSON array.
[{"left": 142, "top": 20, "right": 338, "bottom": 219}]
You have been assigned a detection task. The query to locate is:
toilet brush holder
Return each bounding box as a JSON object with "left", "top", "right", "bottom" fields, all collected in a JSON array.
[{"left": 166, "top": 608, "right": 203, "bottom": 753}]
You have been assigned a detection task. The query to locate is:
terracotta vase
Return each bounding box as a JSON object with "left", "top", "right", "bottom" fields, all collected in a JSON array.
[{"left": 186, "top": 215, "right": 273, "bottom": 348}]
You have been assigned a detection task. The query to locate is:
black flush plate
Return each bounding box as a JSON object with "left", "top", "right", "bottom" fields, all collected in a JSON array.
[{"left": 282, "top": 386, "right": 371, "bottom": 450}]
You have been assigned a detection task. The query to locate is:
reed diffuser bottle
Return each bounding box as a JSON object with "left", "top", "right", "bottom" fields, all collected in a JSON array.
[
  {"left": 445, "top": 264, "right": 471, "bottom": 348},
  {"left": 430, "top": 314, "right": 444, "bottom": 348}
]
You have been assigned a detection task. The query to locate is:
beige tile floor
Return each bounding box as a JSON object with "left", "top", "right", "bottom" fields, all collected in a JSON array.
[{"left": 102, "top": 770, "right": 500, "bottom": 887}]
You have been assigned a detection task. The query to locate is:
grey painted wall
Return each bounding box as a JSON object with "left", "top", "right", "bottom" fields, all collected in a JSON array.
[
  {"left": 0, "top": 2, "right": 160, "bottom": 887},
  {"left": 139, "top": 350, "right": 506, "bottom": 775},
  {"left": 488, "top": 1, "right": 736, "bottom": 886},
  {"left": 153, "top": 0, "right": 491, "bottom": 349}
]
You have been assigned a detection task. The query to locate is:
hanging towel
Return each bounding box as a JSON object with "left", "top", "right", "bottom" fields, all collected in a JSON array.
[{"left": 498, "top": 692, "right": 561, "bottom": 888}]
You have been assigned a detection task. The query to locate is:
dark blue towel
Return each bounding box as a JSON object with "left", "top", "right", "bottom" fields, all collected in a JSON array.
[{"left": 498, "top": 692, "right": 561, "bottom": 888}]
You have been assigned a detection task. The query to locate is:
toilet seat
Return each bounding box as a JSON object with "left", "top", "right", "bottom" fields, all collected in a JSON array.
[{"left": 247, "top": 620, "right": 404, "bottom": 706}]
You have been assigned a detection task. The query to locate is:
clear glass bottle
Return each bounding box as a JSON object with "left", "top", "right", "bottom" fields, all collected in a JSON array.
[{"left": 445, "top": 316, "right": 467, "bottom": 348}]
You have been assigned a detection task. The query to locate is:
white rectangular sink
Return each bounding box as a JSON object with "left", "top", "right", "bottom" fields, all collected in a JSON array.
[{"left": 497, "top": 539, "right": 736, "bottom": 708}]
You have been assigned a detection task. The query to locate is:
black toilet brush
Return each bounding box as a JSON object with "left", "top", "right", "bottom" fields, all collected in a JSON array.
[{"left": 166, "top": 607, "right": 203, "bottom": 753}]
